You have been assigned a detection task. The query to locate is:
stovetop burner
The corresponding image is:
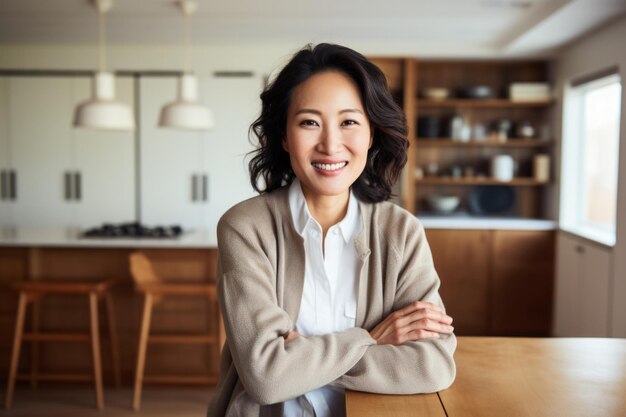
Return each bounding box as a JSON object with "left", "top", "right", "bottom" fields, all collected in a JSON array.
[{"left": 81, "top": 222, "right": 183, "bottom": 239}]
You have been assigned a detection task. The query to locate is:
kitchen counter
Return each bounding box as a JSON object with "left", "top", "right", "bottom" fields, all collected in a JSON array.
[
  {"left": 0, "top": 227, "right": 218, "bottom": 248},
  {"left": 418, "top": 215, "right": 557, "bottom": 230},
  {"left": 0, "top": 217, "right": 557, "bottom": 247}
]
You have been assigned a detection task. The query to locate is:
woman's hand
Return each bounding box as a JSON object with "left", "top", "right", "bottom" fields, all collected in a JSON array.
[{"left": 369, "top": 301, "right": 454, "bottom": 345}]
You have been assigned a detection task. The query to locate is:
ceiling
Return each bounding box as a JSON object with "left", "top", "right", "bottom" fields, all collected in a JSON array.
[{"left": 1, "top": 0, "right": 625, "bottom": 57}]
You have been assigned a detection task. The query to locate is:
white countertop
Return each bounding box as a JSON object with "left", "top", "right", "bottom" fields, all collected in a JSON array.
[
  {"left": 0, "top": 217, "right": 557, "bottom": 248},
  {"left": 0, "top": 227, "right": 218, "bottom": 248},
  {"left": 418, "top": 215, "right": 557, "bottom": 230}
]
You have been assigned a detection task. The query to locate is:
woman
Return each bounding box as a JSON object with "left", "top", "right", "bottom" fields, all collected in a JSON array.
[{"left": 208, "top": 43, "right": 456, "bottom": 417}]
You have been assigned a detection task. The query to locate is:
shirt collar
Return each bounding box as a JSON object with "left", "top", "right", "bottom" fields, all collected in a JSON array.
[{"left": 288, "top": 179, "right": 360, "bottom": 244}]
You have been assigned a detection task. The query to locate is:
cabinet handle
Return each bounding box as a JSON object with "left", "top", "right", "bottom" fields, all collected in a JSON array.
[
  {"left": 575, "top": 245, "right": 585, "bottom": 254},
  {"left": 191, "top": 174, "right": 198, "bottom": 202},
  {"left": 64, "top": 172, "right": 72, "bottom": 200},
  {"left": 1, "top": 170, "right": 6, "bottom": 200},
  {"left": 9, "top": 170, "right": 16, "bottom": 200},
  {"left": 202, "top": 174, "right": 208, "bottom": 202},
  {"left": 74, "top": 172, "right": 81, "bottom": 201}
]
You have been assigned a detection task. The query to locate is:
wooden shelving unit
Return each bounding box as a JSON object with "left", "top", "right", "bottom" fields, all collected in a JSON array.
[
  {"left": 415, "top": 177, "right": 548, "bottom": 186},
  {"left": 417, "top": 99, "right": 554, "bottom": 108},
  {"left": 416, "top": 139, "right": 552, "bottom": 148},
  {"left": 410, "top": 60, "right": 554, "bottom": 218}
]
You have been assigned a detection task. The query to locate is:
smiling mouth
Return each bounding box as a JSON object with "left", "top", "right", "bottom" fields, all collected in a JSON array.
[{"left": 311, "top": 161, "right": 348, "bottom": 171}]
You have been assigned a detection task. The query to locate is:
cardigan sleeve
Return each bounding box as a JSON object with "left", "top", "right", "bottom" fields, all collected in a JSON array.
[
  {"left": 332, "top": 218, "right": 457, "bottom": 394},
  {"left": 216, "top": 212, "right": 377, "bottom": 405}
]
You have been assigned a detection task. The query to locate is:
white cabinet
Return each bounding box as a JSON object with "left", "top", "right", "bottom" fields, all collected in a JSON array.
[
  {"left": 0, "top": 75, "right": 135, "bottom": 228},
  {"left": 0, "top": 77, "right": 13, "bottom": 225},
  {"left": 139, "top": 74, "right": 260, "bottom": 230},
  {"left": 553, "top": 232, "right": 612, "bottom": 336},
  {"left": 70, "top": 77, "right": 136, "bottom": 228}
]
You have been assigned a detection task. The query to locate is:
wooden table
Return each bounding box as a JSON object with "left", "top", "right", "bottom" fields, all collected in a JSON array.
[{"left": 346, "top": 337, "right": 626, "bottom": 417}]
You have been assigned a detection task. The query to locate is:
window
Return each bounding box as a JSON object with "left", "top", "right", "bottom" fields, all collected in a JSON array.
[{"left": 561, "top": 71, "right": 622, "bottom": 246}]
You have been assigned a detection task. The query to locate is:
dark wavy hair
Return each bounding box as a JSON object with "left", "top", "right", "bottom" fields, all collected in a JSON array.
[{"left": 248, "top": 43, "right": 408, "bottom": 203}]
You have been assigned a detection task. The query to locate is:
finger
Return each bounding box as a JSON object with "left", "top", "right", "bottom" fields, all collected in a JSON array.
[
  {"left": 399, "top": 301, "right": 443, "bottom": 316},
  {"left": 378, "top": 309, "right": 448, "bottom": 341},
  {"left": 409, "top": 318, "right": 454, "bottom": 334},
  {"left": 406, "top": 329, "right": 441, "bottom": 340},
  {"left": 403, "top": 308, "right": 453, "bottom": 326}
]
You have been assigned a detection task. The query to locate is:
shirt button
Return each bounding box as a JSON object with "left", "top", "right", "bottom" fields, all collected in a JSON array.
[{"left": 333, "top": 228, "right": 340, "bottom": 235}]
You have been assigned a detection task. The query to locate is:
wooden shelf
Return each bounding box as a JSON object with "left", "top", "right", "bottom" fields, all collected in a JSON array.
[
  {"left": 415, "top": 139, "right": 552, "bottom": 148},
  {"left": 416, "top": 177, "right": 548, "bottom": 186},
  {"left": 417, "top": 99, "right": 553, "bottom": 108}
]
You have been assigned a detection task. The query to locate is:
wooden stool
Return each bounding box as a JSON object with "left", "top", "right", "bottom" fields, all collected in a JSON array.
[
  {"left": 4, "top": 278, "right": 121, "bottom": 410},
  {"left": 130, "top": 252, "right": 224, "bottom": 411}
]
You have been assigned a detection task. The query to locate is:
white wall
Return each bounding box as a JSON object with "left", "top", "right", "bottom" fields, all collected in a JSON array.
[{"left": 554, "top": 15, "right": 626, "bottom": 337}]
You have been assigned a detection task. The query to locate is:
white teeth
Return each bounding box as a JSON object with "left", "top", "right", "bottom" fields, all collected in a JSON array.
[{"left": 312, "top": 161, "right": 348, "bottom": 171}]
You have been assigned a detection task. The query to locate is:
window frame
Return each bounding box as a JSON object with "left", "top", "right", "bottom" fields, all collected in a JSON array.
[{"left": 560, "top": 72, "right": 622, "bottom": 247}]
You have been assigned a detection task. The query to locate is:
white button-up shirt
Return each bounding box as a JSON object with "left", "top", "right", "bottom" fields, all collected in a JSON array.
[{"left": 283, "top": 179, "right": 360, "bottom": 417}]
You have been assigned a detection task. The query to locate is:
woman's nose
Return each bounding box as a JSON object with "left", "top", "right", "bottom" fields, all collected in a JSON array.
[{"left": 317, "top": 126, "right": 342, "bottom": 154}]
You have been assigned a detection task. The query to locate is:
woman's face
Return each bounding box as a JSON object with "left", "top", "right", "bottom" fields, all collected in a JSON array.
[{"left": 283, "top": 70, "right": 371, "bottom": 200}]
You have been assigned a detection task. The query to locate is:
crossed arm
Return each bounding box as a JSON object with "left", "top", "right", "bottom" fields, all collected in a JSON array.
[{"left": 217, "top": 216, "right": 456, "bottom": 404}]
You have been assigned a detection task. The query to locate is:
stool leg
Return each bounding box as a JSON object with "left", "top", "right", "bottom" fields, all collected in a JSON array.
[
  {"left": 213, "top": 300, "right": 222, "bottom": 381},
  {"left": 104, "top": 293, "right": 122, "bottom": 387},
  {"left": 5, "top": 292, "right": 28, "bottom": 410},
  {"left": 133, "top": 293, "right": 153, "bottom": 411},
  {"left": 89, "top": 292, "right": 104, "bottom": 410},
  {"left": 30, "top": 298, "right": 40, "bottom": 389}
]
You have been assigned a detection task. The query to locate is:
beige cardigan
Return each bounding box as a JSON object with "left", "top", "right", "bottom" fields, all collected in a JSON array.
[{"left": 207, "top": 186, "right": 456, "bottom": 417}]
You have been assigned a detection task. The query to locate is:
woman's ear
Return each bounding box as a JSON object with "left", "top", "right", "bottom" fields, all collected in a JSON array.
[
  {"left": 282, "top": 137, "right": 290, "bottom": 153},
  {"left": 369, "top": 134, "right": 374, "bottom": 149}
]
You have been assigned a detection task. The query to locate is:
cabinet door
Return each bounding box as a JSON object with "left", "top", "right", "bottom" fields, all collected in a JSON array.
[
  {"left": 553, "top": 234, "right": 580, "bottom": 336},
  {"left": 554, "top": 233, "right": 611, "bottom": 336},
  {"left": 0, "top": 78, "right": 9, "bottom": 168},
  {"left": 197, "top": 75, "right": 261, "bottom": 231},
  {"left": 0, "top": 78, "right": 11, "bottom": 224},
  {"left": 9, "top": 76, "right": 73, "bottom": 227},
  {"left": 71, "top": 76, "right": 136, "bottom": 227},
  {"left": 491, "top": 230, "right": 555, "bottom": 336},
  {"left": 139, "top": 76, "right": 203, "bottom": 228},
  {"left": 425, "top": 229, "right": 491, "bottom": 335}
]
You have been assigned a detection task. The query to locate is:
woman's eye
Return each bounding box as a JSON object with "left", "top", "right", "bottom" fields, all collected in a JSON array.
[
  {"left": 342, "top": 119, "right": 359, "bottom": 126},
  {"left": 300, "top": 119, "right": 319, "bottom": 127}
]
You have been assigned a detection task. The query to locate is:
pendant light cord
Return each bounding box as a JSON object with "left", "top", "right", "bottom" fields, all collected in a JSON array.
[
  {"left": 184, "top": 11, "right": 191, "bottom": 74},
  {"left": 98, "top": 10, "right": 107, "bottom": 73}
]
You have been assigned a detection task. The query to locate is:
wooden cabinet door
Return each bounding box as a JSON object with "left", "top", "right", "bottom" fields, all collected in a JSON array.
[
  {"left": 425, "top": 229, "right": 491, "bottom": 335},
  {"left": 491, "top": 230, "right": 555, "bottom": 335},
  {"left": 554, "top": 233, "right": 611, "bottom": 337}
]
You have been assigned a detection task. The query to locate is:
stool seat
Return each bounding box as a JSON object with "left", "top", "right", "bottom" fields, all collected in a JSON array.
[
  {"left": 4, "top": 277, "right": 121, "bottom": 411},
  {"left": 135, "top": 281, "right": 216, "bottom": 296}
]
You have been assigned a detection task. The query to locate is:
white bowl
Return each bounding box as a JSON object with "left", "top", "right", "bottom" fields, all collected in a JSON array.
[
  {"left": 423, "top": 88, "right": 449, "bottom": 100},
  {"left": 426, "top": 195, "right": 460, "bottom": 213}
]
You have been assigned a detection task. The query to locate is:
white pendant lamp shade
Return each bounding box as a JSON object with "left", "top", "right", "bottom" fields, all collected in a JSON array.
[
  {"left": 74, "top": 72, "right": 135, "bottom": 130},
  {"left": 158, "top": 74, "right": 215, "bottom": 130},
  {"left": 73, "top": 0, "right": 135, "bottom": 131}
]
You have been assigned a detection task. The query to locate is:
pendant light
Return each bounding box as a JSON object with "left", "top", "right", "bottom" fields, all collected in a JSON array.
[
  {"left": 73, "top": 0, "right": 135, "bottom": 130},
  {"left": 158, "top": 0, "right": 214, "bottom": 131}
]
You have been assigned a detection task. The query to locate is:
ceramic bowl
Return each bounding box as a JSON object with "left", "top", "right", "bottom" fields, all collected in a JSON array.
[
  {"left": 423, "top": 88, "right": 450, "bottom": 100},
  {"left": 426, "top": 195, "right": 460, "bottom": 213}
]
